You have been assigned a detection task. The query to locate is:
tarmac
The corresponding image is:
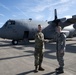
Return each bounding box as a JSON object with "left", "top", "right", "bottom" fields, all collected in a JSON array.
[{"left": 0, "top": 38, "right": 76, "bottom": 75}]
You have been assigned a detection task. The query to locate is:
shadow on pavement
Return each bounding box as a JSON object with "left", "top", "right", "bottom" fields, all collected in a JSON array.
[
  {"left": 17, "top": 70, "right": 34, "bottom": 75},
  {"left": 43, "top": 71, "right": 58, "bottom": 75}
]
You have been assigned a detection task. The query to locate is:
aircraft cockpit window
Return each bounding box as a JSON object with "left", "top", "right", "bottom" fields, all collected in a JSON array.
[{"left": 7, "top": 21, "right": 15, "bottom": 25}]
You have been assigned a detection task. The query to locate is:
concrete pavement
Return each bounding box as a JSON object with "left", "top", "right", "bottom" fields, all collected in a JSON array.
[{"left": 0, "top": 38, "right": 76, "bottom": 75}]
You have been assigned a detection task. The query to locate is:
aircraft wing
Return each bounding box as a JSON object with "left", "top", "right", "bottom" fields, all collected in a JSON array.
[
  {"left": 61, "top": 17, "right": 76, "bottom": 28},
  {"left": 48, "top": 9, "right": 76, "bottom": 29}
]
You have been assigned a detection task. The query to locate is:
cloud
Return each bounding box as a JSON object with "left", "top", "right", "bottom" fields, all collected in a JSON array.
[
  {"left": 12, "top": 15, "right": 17, "bottom": 17},
  {"left": 0, "top": 3, "right": 10, "bottom": 11},
  {"left": 30, "top": 0, "right": 71, "bottom": 13},
  {"left": 35, "top": 15, "right": 44, "bottom": 20},
  {"left": 60, "top": 0, "right": 70, "bottom": 3},
  {"left": 0, "top": 22, "right": 3, "bottom": 27},
  {"left": 0, "top": 14, "right": 4, "bottom": 17},
  {"left": 0, "top": 0, "right": 75, "bottom": 22},
  {"left": 56, "top": 0, "right": 75, "bottom": 15},
  {"left": 16, "top": 7, "right": 28, "bottom": 17},
  {"left": 15, "top": 0, "right": 73, "bottom": 15},
  {"left": 0, "top": 22, "right": 3, "bottom": 24},
  {"left": 14, "top": 0, "right": 75, "bottom": 21}
]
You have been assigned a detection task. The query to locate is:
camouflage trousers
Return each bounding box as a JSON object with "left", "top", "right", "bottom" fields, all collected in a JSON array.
[
  {"left": 34, "top": 48, "right": 44, "bottom": 66},
  {"left": 56, "top": 51, "right": 64, "bottom": 67}
]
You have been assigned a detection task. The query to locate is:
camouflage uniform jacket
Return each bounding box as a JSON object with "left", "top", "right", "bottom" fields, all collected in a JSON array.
[
  {"left": 56, "top": 33, "right": 66, "bottom": 51},
  {"left": 35, "top": 31, "right": 44, "bottom": 49}
]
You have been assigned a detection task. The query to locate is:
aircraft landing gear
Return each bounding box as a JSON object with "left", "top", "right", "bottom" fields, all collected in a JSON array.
[{"left": 12, "top": 40, "right": 18, "bottom": 45}]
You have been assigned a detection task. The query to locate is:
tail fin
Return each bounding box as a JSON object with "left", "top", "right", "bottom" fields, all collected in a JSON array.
[
  {"left": 53, "top": 9, "right": 60, "bottom": 26},
  {"left": 48, "top": 9, "right": 60, "bottom": 26},
  {"left": 54, "top": 9, "right": 57, "bottom": 20}
]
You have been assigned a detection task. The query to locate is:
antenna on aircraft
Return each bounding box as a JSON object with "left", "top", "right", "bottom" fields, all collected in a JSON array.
[{"left": 29, "top": 18, "right": 32, "bottom": 20}]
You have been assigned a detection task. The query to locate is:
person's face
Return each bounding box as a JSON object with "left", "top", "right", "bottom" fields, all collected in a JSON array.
[
  {"left": 56, "top": 26, "right": 61, "bottom": 33},
  {"left": 38, "top": 25, "right": 42, "bottom": 32}
]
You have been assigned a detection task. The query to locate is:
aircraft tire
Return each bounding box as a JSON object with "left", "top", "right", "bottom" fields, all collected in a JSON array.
[{"left": 12, "top": 40, "right": 18, "bottom": 45}]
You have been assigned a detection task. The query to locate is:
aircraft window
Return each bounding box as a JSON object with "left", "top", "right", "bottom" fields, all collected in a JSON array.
[{"left": 8, "top": 21, "right": 15, "bottom": 25}]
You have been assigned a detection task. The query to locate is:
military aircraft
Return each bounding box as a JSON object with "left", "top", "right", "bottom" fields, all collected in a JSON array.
[{"left": 0, "top": 9, "right": 76, "bottom": 45}]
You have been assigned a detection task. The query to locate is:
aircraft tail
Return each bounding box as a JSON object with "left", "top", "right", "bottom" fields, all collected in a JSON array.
[
  {"left": 48, "top": 9, "right": 60, "bottom": 26},
  {"left": 54, "top": 9, "right": 57, "bottom": 20},
  {"left": 53, "top": 9, "right": 60, "bottom": 26}
]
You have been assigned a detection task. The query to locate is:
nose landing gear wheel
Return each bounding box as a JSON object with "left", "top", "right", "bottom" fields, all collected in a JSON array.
[{"left": 12, "top": 40, "right": 18, "bottom": 45}]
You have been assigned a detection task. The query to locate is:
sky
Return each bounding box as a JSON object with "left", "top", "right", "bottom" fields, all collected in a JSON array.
[{"left": 0, "top": 0, "right": 76, "bottom": 27}]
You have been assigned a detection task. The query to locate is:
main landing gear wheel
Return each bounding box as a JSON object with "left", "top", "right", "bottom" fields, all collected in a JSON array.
[{"left": 12, "top": 40, "right": 18, "bottom": 45}]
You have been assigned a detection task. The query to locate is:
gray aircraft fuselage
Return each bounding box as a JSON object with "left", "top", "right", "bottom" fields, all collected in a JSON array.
[
  {"left": 0, "top": 19, "right": 52, "bottom": 40},
  {"left": 0, "top": 9, "right": 76, "bottom": 45},
  {"left": 0, "top": 19, "right": 76, "bottom": 44}
]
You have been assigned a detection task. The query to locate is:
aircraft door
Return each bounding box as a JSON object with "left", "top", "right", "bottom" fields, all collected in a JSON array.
[{"left": 23, "top": 31, "right": 29, "bottom": 39}]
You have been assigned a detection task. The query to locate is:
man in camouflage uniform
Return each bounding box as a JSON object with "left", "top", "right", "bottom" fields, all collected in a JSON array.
[
  {"left": 34, "top": 24, "right": 45, "bottom": 72},
  {"left": 55, "top": 26, "right": 66, "bottom": 74}
]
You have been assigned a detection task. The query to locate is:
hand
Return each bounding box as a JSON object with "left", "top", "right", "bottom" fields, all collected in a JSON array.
[{"left": 61, "top": 50, "right": 64, "bottom": 53}]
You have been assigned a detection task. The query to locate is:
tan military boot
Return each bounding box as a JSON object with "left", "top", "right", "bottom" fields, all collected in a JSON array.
[
  {"left": 38, "top": 65, "right": 45, "bottom": 71},
  {"left": 34, "top": 66, "right": 38, "bottom": 73}
]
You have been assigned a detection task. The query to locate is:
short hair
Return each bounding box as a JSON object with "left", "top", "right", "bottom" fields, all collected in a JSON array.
[{"left": 38, "top": 24, "right": 41, "bottom": 27}]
